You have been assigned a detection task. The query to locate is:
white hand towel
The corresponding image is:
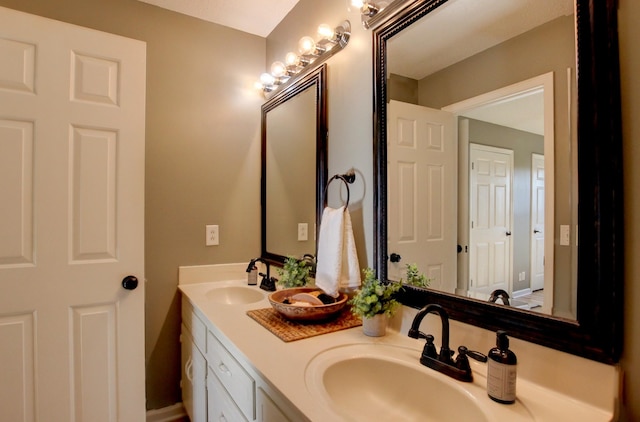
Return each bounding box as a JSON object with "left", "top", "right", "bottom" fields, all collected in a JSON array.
[{"left": 315, "top": 206, "right": 361, "bottom": 297}]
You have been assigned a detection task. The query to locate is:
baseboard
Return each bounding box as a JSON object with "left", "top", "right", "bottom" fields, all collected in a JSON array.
[
  {"left": 512, "top": 287, "right": 532, "bottom": 299},
  {"left": 146, "top": 403, "right": 188, "bottom": 422}
]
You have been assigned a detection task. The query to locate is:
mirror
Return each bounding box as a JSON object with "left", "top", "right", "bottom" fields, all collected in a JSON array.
[
  {"left": 261, "top": 64, "right": 327, "bottom": 265},
  {"left": 384, "top": 0, "right": 575, "bottom": 318},
  {"left": 374, "top": 0, "right": 623, "bottom": 363}
]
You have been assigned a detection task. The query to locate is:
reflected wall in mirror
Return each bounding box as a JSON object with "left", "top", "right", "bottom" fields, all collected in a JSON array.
[
  {"left": 384, "top": 0, "right": 575, "bottom": 319},
  {"left": 374, "top": 0, "right": 623, "bottom": 363},
  {"left": 262, "top": 64, "right": 327, "bottom": 265}
]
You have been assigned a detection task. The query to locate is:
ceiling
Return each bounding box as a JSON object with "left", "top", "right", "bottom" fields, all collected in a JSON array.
[
  {"left": 387, "top": 0, "right": 574, "bottom": 80},
  {"left": 137, "top": 0, "right": 300, "bottom": 37},
  {"left": 138, "top": 0, "right": 569, "bottom": 136},
  {"left": 388, "top": 0, "right": 573, "bottom": 135}
]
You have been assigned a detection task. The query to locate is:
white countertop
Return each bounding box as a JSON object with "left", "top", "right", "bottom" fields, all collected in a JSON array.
[{"left": 178, "top": 271, "right": 615, "bottom": 422}]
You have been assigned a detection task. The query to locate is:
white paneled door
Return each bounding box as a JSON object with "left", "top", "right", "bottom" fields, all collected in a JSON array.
[
  {"left": 0, "top": 7, "right": 146, "bottom": 422},
  {"left": 387, "top": 100, "right": 457, "bottom": 292},
  {"left": 468, "top": 144, "right": 513, "bottom": 299}
]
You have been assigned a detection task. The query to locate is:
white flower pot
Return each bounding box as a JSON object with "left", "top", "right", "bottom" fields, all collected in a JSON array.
[{"left": 362, "top": 313, "right": 388, "bottom": 337}]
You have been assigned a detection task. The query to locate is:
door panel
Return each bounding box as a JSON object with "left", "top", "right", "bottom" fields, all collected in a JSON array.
[
  {"left": 0, "top": 7, "right": 146, "bottom": 421},
  {"left": 387, "top": 100, "right": 456, "bottom": 292},
  {"left": 468, "top": 144, "right": 513, "bottom": 298}
]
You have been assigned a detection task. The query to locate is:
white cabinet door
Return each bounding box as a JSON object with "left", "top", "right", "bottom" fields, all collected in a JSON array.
[
  {"left": 0, "top": 6, "right": 146, "bottom": 422},
  {"left": 257, "top": 387, "right": 291, "bottom": 422},
  {"left": 181, "top": 325, "right": 207, "bottom": 422}
]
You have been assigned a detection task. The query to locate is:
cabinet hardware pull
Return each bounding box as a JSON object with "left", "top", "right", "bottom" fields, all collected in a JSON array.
[
  {"left": 218, "top": 362, "right": 231, "bottom": 376},
  {"left": 185, "top": 357, "right": 194, "bottom": 382}
]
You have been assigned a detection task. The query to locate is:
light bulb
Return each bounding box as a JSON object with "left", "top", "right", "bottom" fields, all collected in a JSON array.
[
  {"left": 298, "top": 36, "right": 316, "bottom": 55},
  {"left": 260, "top": 72, "right": 275, "bottom": 86},
  {"left": 318, "top": 24, "right": 335, "bottom": 40},
  {"left": 285, "top": 52, "right": 299, "bottom": 66},
  {"left": 350, "top": 0, "right": 365, "bottom": 8},
  {"left": 270, "top": 61, "right": 287, "bottom": 77}
]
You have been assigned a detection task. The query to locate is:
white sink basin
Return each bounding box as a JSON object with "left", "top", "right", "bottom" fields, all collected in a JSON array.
[
  {"left": 205, "top": 286, "right": 265, "bottom": 305},
  {"left": 305, "top": 344, "right": 533, "bottom": 421},
  {"left": 322, "top": 356, "right": 488, "bottom": 421}
]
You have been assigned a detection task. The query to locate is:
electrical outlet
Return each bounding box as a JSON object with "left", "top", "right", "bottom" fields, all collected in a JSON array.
[
  {"left": 206, "top": 225, "right": 219, "bottom": 246},
  {"left": 297, "top": 223, "right": 308, "bottom": 241}
]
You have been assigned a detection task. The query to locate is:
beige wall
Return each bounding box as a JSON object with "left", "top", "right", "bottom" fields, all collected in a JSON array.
[
  {"left": 0, "top": 0, "right": 265, "bottom": 410},
  {"left": 1, "top": 0, "right": 639, "bottom": 418},
  {"left": 267, "top": 0, "right": 375, "bottom": 270}
]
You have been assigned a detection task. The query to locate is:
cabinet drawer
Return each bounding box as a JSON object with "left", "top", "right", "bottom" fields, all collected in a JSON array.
[
  {"left": 182, "top": 298, "right": 207, "bottom": 353},
  {"left": 207, "top": 366, "right": 248, "bottom": 422},
  {"left": 207, "top": 332, "right": 255, "bottom": 421}
]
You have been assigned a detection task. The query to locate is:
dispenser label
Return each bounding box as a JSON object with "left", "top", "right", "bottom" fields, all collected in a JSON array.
[{"left": 487, "top": 360, "right": 517, "bottom": 402}]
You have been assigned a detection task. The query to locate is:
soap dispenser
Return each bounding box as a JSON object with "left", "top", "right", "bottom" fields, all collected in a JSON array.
[
  {"left": 487, "top": 330, "right": 517, "bottom": 404},
  {"left": 246, "top": 258, "right": 259, "bottom": 285}
]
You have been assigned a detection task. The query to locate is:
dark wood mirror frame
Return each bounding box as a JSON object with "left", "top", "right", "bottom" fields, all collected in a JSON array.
[
  {"left": 373, "top": 0, "right": 623, "bottom": 363},
  {"left": 261, "top": 64, "right": 328, "bottom": 267}
]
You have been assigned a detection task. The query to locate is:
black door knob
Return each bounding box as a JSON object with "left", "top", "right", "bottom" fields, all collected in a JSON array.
[
  {"left": 533, "top": 229, "right": 541, "bottom": 234},
  {"left": 506, "top": 231, "right": 512, "bottom": 236},
  {"left": 122, "top": 275, "right": 139, "bottom": 290},
  {"left": 389, "top": 253, "right": 402, "bottom": 263}
]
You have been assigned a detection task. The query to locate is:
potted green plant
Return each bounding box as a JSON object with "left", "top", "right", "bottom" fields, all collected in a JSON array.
[
  {"left": 402, "top": 263, "right": 431, "bottom": 288},
  {"left": 349, "top": 268, "right": 402, "bottom": 336},
  {"left": 276, "top": 256, "right": 311, "bottom": 288}
]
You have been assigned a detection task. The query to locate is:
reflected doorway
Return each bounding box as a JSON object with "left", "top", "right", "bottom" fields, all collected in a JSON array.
[{"left": 444, "top": 73, "right": 554, "bottom": 313}]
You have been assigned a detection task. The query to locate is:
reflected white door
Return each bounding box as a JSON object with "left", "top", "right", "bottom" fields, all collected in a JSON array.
[
  {"left": 387, "top": 100, "right": 456, "bottom": 292},
  {"left": 530, "top": 153, "right": 545, "bottom": 291},
  {"left": 0, "top": 7, "right": 146, "bottom": 421},
  {"left": 468, "top": 144, "right": 513, "bottom": 298}
]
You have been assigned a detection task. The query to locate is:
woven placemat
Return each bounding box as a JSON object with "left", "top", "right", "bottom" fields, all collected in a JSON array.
[{"left": 247, "top": 307, "right": 362, "bottom": 342}]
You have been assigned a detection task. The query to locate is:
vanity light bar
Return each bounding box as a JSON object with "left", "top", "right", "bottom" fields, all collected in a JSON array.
[
  {"left": 350, "top": 0, "right": 413, "bottom": 29},
  {"left": 256, "top": 20, "right": 351, "bottom": 95}
]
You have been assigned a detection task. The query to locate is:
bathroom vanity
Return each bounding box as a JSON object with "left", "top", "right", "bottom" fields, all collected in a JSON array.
[{"left": 178, "top": 263, "right": 617, "bottom": 422}]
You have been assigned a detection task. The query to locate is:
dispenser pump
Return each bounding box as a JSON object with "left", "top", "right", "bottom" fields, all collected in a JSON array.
[
  {"left": 487, "top": 330, "right": 517, "bottom": 404},
  {"left": 497, "top": 330, "right": 509, "bottom": 350}
]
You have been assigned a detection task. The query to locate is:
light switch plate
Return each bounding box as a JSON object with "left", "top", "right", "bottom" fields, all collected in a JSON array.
[
  {"left": 297, "top": 223, "right": 308, "bottom": 241},
  {"left": 560, "top": 225, "right": 570, "bottom": 246}
]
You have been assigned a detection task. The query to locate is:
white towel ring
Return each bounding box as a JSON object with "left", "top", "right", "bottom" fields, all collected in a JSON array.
[{"left": 324, "top": 170, "right": 356, "bottom": 208}]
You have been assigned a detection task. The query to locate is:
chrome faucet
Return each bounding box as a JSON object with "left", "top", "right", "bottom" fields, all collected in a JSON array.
[{"left": 408, "top": 304, "right": 486, "bottom": 382}]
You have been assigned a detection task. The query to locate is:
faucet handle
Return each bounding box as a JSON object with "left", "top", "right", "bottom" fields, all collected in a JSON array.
[
  {"left": 455, "top": 345, "right": 487, "bottom": 370},
  {"left": 421, "top": 334, "right": 438, "bottom": 359},
  {"left": 408, "top": 327, "right": 429, "bottom": 340},
  {"left": 466, "top": 348, "right": 488, "bottom": 363},
  {"left": 259, "top": 273, "right": 277, "bottom": 292}
]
